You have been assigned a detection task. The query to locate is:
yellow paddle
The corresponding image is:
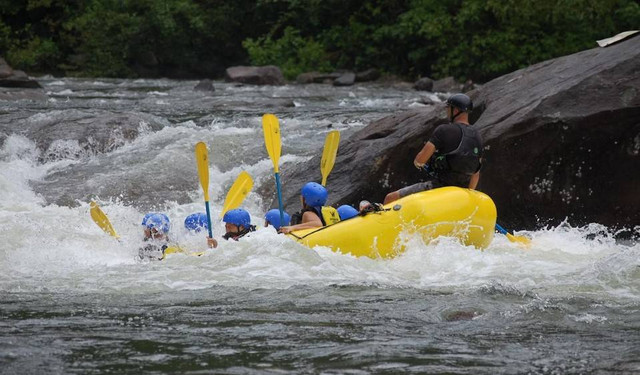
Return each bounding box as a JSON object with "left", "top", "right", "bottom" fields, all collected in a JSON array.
[
  {"left": 220, "top": 171, "right": 254, "bottom": 218},
  {"left": 90, "top": 201, "right": 120, "bottom": 240},
  {"left": 195, "top": 142, "right": 214, "bottom": 238},
  {"left": 320, "top": 130, "right": 340, "bottom": 186},
  {"left": 262, "top": 114, "right": 285, "bottom": 224},
  {"left": 495, "top": 223, "right": 531, "bottom": 247}
]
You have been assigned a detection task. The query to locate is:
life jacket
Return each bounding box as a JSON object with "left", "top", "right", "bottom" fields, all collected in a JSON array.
[
  {"left": 430, "top": 122, "right": 482, "bottom": 176},
  {"left": 223, "top": 225, "right": 257, "bottom": 241},
  {"left": 302, "top": 206, "right": 341, "bottom": 226},
  {"left": 138, "top": 240, "right": 169, "bottom": 261}
]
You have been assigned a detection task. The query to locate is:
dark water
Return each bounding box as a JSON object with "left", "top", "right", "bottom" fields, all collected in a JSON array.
[
  {"left": 3, "top": 285, "right": 640, "bottom": 374},
  {"left": 0, "top": 78, "right": 639, "bottom": 374}
]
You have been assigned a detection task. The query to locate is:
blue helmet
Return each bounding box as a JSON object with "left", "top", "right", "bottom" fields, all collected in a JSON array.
[
  {"left": 223, "top": 208, "right": 251, "bottom": 227},
  {"left": 184, "top": 212, "right": 208, "bottom": 232},
  {"left": 337, "top": 205, "right": 358, "bottom": 220},
  {"left": 145, "top": 213, "right": 170, "bottom": 234},
  {"left": 301, "top": 182, "right": 328, "bottom": 207},
  {"left": 141, "top": 212, "right": 156, "bottom": 226},
  {"left": 264, "top": 209, "right": 291, "bottom": 230}
]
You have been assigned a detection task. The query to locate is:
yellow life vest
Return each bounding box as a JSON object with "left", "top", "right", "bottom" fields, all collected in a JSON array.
[{"left": 320, "top": 206, "right": 341, "bottom": 226}]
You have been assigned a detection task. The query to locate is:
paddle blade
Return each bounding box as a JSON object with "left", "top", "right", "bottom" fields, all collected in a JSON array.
[
  {"left": 320, "top": 130, "right": 340, "bottom": 186},
  {"left": 262, "top": 114, "right": 281, "bottom": 173},
  {"left": 220, "top": 171, "right": 254, "bottom": 217},
  {"left": 195, "top": 142, "right": 210, "bottom": 201},
  {"left": 496, "top": 223, "right": 531, "bottom": 248},
  {"left": 90, "top": 201, "right": 119, "bottom": 239},
  {"left": 506, "top": 233, "right": 532, "bottom": 248}
]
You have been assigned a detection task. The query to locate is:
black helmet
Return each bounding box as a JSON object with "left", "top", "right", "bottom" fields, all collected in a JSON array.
[{"left": 446, "top": 93, "right": 473, "bottom": 112}]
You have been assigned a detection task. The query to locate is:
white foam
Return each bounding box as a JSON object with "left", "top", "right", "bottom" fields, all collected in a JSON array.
[
  {"left": 1, "top": 132, "right": 638, "bottom": 298},
  {"left": 1, "top": 81, "right": 638, "bottom": 304}
]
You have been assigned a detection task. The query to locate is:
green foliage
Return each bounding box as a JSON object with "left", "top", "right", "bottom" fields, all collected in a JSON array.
[
  {"left": 0, "top": 19, "right": 11, "bottom": 55},
  {"left": 64, "top": 0, "right": 140, "bottom": 77},
  {"left": 0, "top": 0, "right": 637, "bottom": 81},
  {"left": 244, "top": 26, "right": 332, "bottom": 80},
  {"left": 6, "top": 36, "right": 59, "bottom": 70}
]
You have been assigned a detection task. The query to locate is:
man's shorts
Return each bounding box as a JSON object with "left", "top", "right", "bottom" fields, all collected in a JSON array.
[{"left": 398, "top": 178, "right": 445, "bottom": 198}]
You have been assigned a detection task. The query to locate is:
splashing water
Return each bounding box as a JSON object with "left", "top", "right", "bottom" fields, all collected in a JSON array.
[{"left": 0, "top": 78, "right": 638, "bottom": 374}]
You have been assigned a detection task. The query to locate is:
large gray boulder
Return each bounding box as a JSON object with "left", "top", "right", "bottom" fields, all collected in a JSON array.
[
  {"left": 296, "top": 72, "right": 341, "bottom": 84},
  {"left": 225, "top": 65, "right": 285, "bottom": 85},
  {"left": 432, "top": 76, "right": 462, "bottom": 93},
  {"left": 414, "top": 77, "right": 434, "bottom": 91},
  {"left": 194, "top": 79, "right": 215, "bottom": 92},
  {"left": 333, "top": 72, "right": 356, "bottom": 87},
  {"left": 355, "top": 69, "right": 380, "bottom": 82},
  {"left": 0, "top": 57, "right": 13, "bottom": 78},
  {"left": 272, "top": 34, "right": 640, "bottom": 230},
  {"left": 0, "top": 57, "right": 44, "bottom": 98}
]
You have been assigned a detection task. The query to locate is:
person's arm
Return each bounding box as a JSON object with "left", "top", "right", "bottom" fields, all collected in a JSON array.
[
  {"left": 468, "top": 171, "right": 480, "bottom": 190},
  {"left": 413, "top": 141, "right": 436, "bottom": 168},
  {"left": 279, "top": 211, "right": 323, "bottom": 234}
]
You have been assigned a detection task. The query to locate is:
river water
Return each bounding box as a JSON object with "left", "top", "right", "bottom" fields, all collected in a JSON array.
[{"left": 0, "top": 78, "right": 638, "bottom": 374}]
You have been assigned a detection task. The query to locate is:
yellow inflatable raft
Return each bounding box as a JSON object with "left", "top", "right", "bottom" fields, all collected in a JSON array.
[{"left": 287, "top": 187, "right": 497, "bottom": 258}]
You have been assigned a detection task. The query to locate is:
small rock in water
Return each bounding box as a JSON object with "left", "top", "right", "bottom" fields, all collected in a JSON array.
[
  {"left": 194, "top": 79, "right": 215, "bottom": 92},
  {"left": 355, "top": 68, "right": 381, "bottom": 82},
  {"left": 334, "top": 72, "right": 356, "bottom": 87},
  {"left": 414, "top": 77, "right": 434, "bottom": 91},
  {"left": 444, "top": 310, "right": 479, "bottom": 321}
]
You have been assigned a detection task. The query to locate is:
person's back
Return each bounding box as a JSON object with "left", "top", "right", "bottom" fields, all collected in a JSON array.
[
  {"left": 384, "top": 93, "right": 483, "bottom": 204},
  {"left": 428, "top": 121, "right": 483, "bottom": 187}
]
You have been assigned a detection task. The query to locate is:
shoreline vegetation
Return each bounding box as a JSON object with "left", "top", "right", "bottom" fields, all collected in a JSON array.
[{"left": 1, "top": 0, "right": 638, "bottom": 83}]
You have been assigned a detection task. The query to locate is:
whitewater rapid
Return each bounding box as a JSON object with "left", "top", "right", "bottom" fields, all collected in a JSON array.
[
  {"left": 1, "top": 77, "right": 638, "bottom": 374},
  {"left": 0, "top": 124, "right": 637, "bottom": 300}
]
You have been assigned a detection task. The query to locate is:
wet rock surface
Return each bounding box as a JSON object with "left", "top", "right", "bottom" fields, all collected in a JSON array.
[
  {"left": 333, "top": 72, "right": 356, "bottom": 87},
  {"left": 194, "top": 79, "right": 215, "bottom": 92},
  {"left": 0, "top": 57, "right": 46, "bottom": 99},
  {"left": 225, "top": 65, "right": 285, "bottom": 85},
  {"left": 414, "top": 77, "right": 434, "bottom": 91},
  {"left": 0, "top": 110, "right": 167, "bottom": 162},
  {"left": 277, "top": 35, "right": 640, "bottom": 229}
]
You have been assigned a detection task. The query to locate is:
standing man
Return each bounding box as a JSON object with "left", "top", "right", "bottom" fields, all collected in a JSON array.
[{"left": 384, "top": 93, "right": 483, "bottom": 204}]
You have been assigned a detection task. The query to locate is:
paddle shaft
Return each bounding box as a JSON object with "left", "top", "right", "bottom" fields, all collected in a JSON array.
[
  {"left": 495, "top": 222, "right": 531, "bottom": 246},
  {"left": 205, "top": 200, "right": 213, "bottom": 238},
  {"left": 195, "top": 142, "right": 213, "bottom": 239},
  {"left": 495, "top": 223, "right": 508, "bottom": 235},
  {"left": 275, "top": 172, "right": 285, "bottom": 224}
]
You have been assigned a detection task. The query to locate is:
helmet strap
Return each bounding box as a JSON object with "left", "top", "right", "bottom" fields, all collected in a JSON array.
[
  {"left": 223, "top": 225, "right": 255, "bottom": 241},
  {"left": 449, "top": 107, "right": 463, "bottom": 123}
]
